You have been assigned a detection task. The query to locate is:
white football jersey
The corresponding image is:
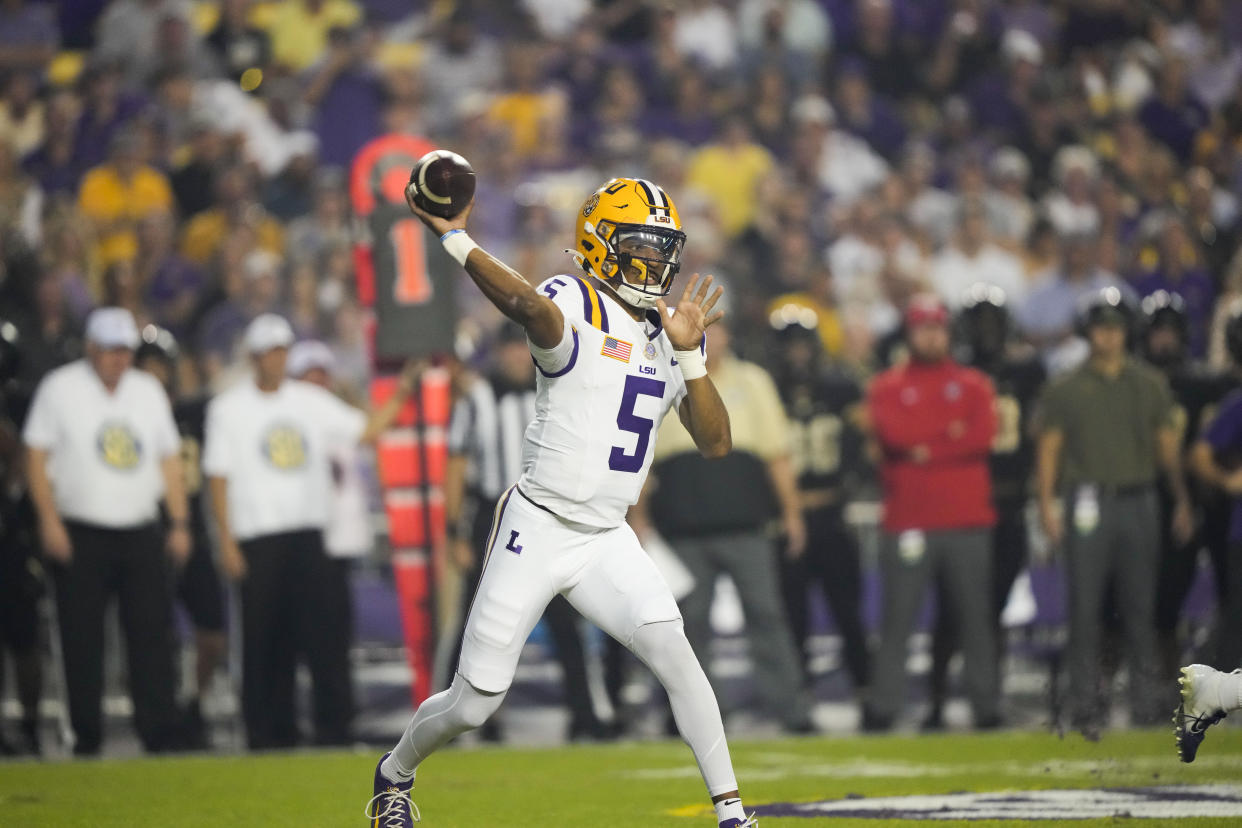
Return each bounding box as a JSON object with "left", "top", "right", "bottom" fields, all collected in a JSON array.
[{"left": 517, "top": 275, "right": 697, "bottom": 528}]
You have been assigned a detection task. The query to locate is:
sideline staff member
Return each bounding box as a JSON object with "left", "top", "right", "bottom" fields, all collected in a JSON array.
[
  {"left": 24, "top": 307, "right": 189, "bottom": 756},
  {"left": 204, "top": 314, "right": 418, "bottom": 749},
  {"left": 1036, "top": 287, "right": 1192, "bottom": 736}
]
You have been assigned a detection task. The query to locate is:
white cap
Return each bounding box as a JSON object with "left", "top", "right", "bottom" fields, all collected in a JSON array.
[
  {"left": 244, "top": 313, "right": 295, "bottom": 354},
  {"left": 85, "top": 307, "right": 140, "bottom": 349},
  {"left": 791, "top": 94, "right": 835, "bottom": 126},
  {"left": 1002, "top": 29, "right": 1043, "bottom": 66},
  {"left": 286, "top": 340, "right": 335, "bottom": 378}
]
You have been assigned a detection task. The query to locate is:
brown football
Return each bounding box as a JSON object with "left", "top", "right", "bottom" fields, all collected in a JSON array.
[{"left": 407, "top": 150, "right": 476, "bottom": 219}]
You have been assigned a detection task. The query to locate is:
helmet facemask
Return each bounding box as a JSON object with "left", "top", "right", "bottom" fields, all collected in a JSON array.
[{"left": 598, "top": 222, "right": 686, "bottom": 309}]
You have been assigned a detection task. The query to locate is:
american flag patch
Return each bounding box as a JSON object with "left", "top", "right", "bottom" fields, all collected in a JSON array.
[{"left": 600, "top": 336, "right": 632, "bottom": 362}]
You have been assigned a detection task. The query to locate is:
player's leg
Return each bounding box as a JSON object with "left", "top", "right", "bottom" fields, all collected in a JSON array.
[
  {"left": 370, "top": 490, "right": 559, "bottom": 824},
  {"left": 176, "top": 532, "right": 227, "bottom": 747},
  {"left": 564, "top": 523, "right": 753, "bottom": 827}
]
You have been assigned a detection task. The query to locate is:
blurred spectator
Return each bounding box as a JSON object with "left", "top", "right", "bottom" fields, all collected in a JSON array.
[
  {"left": 77, "top": 127, "right": 173, "bottom": 266},
  {"left": 1130, "top": 213, "right": 1214, "bottom": 358},
  {"left": 303, "top": 25, "right": 384, "bottom": 170},
  {"left": 1042, "top": 145, "right": 1100, "bottom": 237},
  {"left": 836, "top": 0, "right": 922, "bottom": 103},
  {"left": 14, "top": 273, "right": 81, "bottom": 385},
  {"left": 486, "top": 41, "right": 556, "bottom": 162},
  {"left": 21, "top": 89, "right": 82, "bottom": 198},
  {"left": 928, "top": 198, "right": 1026, "bottom": 308},
  {"left": 137, "top": 210, "right": 206, "bottom": 339},
  {"left": 833, "top": 58, "right": 905, "bottom": 160},
  {"left": 0, "top": 70, "right": 43, "bottom": 157},
  {"left": 927, "top": 0, "right": 1002, "bottom": 98},
  {"left": 168, "top": 117, "right": 226, "bottom": 219},
  {"left": 640, "top": 320, "right": 815, "bottom": 734},
  {"left": 23, "top": 307, "right": 189, "bottom": 756},
  {"left": 767, "top": 306, "right": 870, "bottom": 693},
  {"left": 967, "top": 28, "right": 1043, "bottom": 143},
  {"left": 1035, "top": 288, "right": 1190, "bottom": 736},
  {"left": 645, "top": 66, "right": 717, "bottom": 147},
  {"left": 206, "top": 0, "right": 273, "bottom": 84},
  {"left": 264, "top": 0, "right": 361, "bottom": 74},
  {"left": 0, "top": 137, "right": 40, "bottom": 245},
  {"left": 74, "top": 60, "right": 148, "bottom": 173},
  {"left": 285, "top": 166, "right": 349, "bottom": 264},
  {"left": 686, "top": 117, "right": 772, "bottom": 239},
  {"left": 418, "top": 10, "right": 502, "bottom": 132},
  {"left": 197, "top": 247, "right": 282, "bottom": 370},
  {"left": 0, "top": 0, "right": 59, "bottom": 73},
  {"left": 1184, "top": 165, "right": 1239, "bottom": 284},
  {"left": 737, "top": 0, "right": 832, "bottom": 82},
  {"left": 1167, "top": 0, "right": 1242, "bottom": 111},
  {"left": 903, "top": 142, "right": 958, "bottom": 248},
  {"left": 793, "top": 94, "right": 888, "bottom": 205},
  {"left": 1138, "top": 56, "right": 1209, "bottom": 165},
  {"left": 672, "top": 0, "right": 738, "bottom": 73},
  {"left": 863, "top": 294, "right": 1000, "bottom": 731},
  {"left": 984, "top": 146, "right": 1035, "bottom": 246},
  {"left": 180, "top": 163, "right": 285, "bottom": 265}
]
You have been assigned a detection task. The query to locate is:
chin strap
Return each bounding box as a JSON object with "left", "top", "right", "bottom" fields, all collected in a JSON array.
[{"left": 564, "top": 248, "right": 590, "bottom": 274}]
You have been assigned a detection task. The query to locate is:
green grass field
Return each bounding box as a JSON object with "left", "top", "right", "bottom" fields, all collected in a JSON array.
[{"left": 2, "top": 728, "right": 1240, "bottom": 826}]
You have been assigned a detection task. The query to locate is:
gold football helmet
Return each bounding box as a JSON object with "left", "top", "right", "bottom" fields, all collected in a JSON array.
[{"left": 571, "top": 178, "right": 686, "bottom": 309}]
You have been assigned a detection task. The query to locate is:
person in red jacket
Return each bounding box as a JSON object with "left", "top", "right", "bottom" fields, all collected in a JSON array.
[{"left": 862, "top": 293, "right": 1001, "bottom": 731}]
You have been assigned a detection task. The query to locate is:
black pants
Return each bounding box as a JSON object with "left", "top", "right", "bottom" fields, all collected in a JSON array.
[
  {"left": 450, "top": 497, "right": 603, "bottom": 734},
  {"left": 54, "top": 521, "right": 180, "bottom": 755},
  {"left": 778, "top": 505, "right": 869, "bottom": 689},
  {"left": 312, "top": 557, "right": 355, "bottom": 745},
  {"left": 238, "top": 529, "right": 336, "bottom": 749},
  {"left": 928, "top": 501, "right": 1028, "bottom": 709}
]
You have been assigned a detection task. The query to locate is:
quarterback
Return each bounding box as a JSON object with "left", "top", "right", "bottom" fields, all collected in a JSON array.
[{"left": 365, "top": 177, "right": 756, "bottom": 827}]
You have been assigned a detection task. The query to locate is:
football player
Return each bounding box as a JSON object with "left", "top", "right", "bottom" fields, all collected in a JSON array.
[
  {"left": 367, "top": 178, "right": 755, "bottom": 828},
  {"left": 1139, "top": 291, "right": 1238, "bottom": 680},
  {"left": 767, "top": 304, "right": 870, "bottom": 693},
  {"left": 924, "top": 284, "right": 1045, "bottom": 730},
  {"left": 134, "top": 327, "right": 226, "bottom": 748}
]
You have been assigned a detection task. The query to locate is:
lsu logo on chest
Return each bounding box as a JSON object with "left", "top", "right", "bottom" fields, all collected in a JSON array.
[
  {"left": 96, "top": 420, "right": 143, "bottom": 470},
  {"left": 261, "top": 422, "right": 308, "bottom": 470}
]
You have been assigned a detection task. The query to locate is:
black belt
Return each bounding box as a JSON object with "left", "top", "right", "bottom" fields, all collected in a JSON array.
[
  {"left": 514, "top": 485, "right": 560, "bottom": 518},
  {"left": 1071, "top": 482, "right": 1154, "bottom": 497}
]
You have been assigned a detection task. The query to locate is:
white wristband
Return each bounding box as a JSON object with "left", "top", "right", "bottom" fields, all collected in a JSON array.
[
  {"left": 674, "top": 347, "right": 707, "bottom": 381},
  {"left": 440, "top": 229, "right": 478, "bottom": 267}
]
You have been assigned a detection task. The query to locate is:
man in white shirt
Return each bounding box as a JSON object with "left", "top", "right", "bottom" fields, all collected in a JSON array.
[
  {"left": 23, "top": 307, "right": 190, "bottom": 756},
  {"left": 929, "top": 199, "right": 1027, "bottom": 309},
  {"left": 284, "top": 339, "right": 372, "bottom": 746},
  {"left": 203, "top": 314, "right": 417, "bottom": 749}
]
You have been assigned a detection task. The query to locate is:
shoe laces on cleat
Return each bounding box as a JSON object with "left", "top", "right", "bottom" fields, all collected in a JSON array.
[
  {"left": 364, "top": 787, "right": 421, "bottom": 826},
  {"left": 720, "top": 814, "right": 758, "bottom": 828}
]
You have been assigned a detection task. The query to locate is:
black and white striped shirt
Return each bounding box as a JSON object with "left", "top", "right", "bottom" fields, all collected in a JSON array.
[{"left": 448, "top": 375, "right": 537, "bottom": 501}]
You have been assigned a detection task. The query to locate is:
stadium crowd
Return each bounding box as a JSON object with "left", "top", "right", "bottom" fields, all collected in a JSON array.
[{"left": 2, "top": 0, "right": 1242, "bottom": 753}]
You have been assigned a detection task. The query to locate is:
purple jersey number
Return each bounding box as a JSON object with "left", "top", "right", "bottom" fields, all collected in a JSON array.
[
  {"left": 541, "top": 278, "right": 569, "bottom": 298},
  {"left": 609, "top": 375, "right": 666, "bottom": 472}
]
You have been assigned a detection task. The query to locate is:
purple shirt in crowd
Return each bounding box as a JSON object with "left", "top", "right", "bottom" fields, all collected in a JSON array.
[{"left": 1204, "top": 390, "right": 1242, "bottom": 542}]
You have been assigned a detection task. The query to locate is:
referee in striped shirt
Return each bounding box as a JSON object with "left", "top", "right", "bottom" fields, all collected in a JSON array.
[{"left": 445, "top": 321, "right": 612, "bottom": 741}]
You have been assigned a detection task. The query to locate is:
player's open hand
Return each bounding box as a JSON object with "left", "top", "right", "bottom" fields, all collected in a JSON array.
[
  {"left": 404, "top": 185, "right": 473, "bottom": 237},
  {"left": 656, "top": 273, "right": 724, "bottom": 351}
]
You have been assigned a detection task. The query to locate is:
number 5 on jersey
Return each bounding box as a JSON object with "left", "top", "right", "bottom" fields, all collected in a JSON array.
[{"left": 609, "top": 375, "right": 665, "bottom": 473}]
